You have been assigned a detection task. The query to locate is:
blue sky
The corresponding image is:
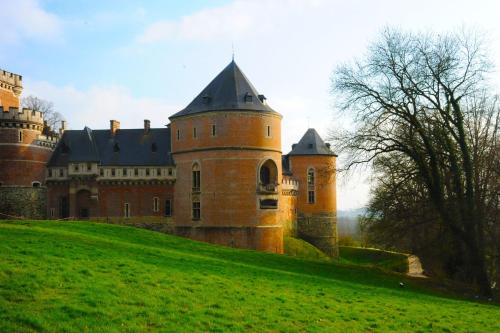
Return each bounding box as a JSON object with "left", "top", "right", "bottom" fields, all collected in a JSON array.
[{"left": 1, "top": 0, "right": 499, "bottom": 210}]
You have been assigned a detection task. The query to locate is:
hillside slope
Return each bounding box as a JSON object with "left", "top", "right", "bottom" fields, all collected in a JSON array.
[{"left": 0, "top": 221, "right": 498, "bottom": 332}]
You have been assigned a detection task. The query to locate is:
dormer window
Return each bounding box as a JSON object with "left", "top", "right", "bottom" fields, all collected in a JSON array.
[
  {"left": 151, "top": 143, "right": 157, "bottom": 152},
  {"left": 258, "top": 94, "right": 267, "bottom": 104},
  {"left": 244, "top": 93, "right": 253, "bottom": 103},
  {"left": 113, "top": 143, "right": 120, "bottom": 152},
  {"left": 308, "top": 143, "right": 314, "bottom": 149},
  {"left": 202, "top": 94, "right": 211, "bottom": 104}
]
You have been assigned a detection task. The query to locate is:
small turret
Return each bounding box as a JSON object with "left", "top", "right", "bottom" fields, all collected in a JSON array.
[{"left": 288, "top": 128, "right": 338, "bottom": 257}]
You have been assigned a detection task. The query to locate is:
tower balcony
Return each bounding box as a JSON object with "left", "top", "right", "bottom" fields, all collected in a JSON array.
[{"left": 258, "top": 182, "right": 279, "bottom": 194}]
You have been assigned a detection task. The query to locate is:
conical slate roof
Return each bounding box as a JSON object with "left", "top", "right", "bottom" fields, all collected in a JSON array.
[
  {"left": 288, "top": 128, "right": 337, "bottom": 156},
  {"left": 170, "top": 60, "right": 277, "bottom": 119}
]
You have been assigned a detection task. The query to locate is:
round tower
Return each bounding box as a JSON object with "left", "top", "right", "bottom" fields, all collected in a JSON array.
[
  {"left": 0, "top": 69, "right": 54, "bottom": 187},
  {"left": 288, "top": 128, "right": 338, "bottom": 257},
  {"left": 170, "top": 60, "right": 284, "bottom": 253}
]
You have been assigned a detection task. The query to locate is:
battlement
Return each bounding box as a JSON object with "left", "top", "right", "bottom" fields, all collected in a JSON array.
[
  {"left": 0, "top": 107, "right": 44, "bottom": 125},
  {"left": 0, "top": 69, "right": 23, "bottom": 97}
]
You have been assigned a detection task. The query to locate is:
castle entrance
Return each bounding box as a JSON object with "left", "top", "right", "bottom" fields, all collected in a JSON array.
[{"left": 76, "top": 189, "right": 93, "bottom": 219}]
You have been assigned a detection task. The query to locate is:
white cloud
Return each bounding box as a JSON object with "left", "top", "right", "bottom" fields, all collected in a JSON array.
[
  {"left": 23, "top": 80, "right": 181, "bottom": 130},
  {"left": 137, "top": 0, "right": 325, "bottom": 43},
  {"left": 0, "top": 0, "right": 62, "bottom": 44}
]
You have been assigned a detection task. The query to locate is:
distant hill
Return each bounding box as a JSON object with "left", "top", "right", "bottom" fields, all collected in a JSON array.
[{"left": 0, "top": 220, "right": 498, "bottom": 332}]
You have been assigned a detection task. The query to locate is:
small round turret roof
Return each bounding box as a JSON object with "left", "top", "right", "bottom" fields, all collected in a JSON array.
[
  {"left": 170, "top": 60, "right": 278, "bottom": 119},
  {"left": 288, "top": 128, "right": 337, "bottom": 156}
]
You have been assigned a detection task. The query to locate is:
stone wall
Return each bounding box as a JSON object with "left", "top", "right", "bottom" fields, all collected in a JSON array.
[
  {"left": 0, "top": 186, "right": 47, "bottom": 219},
  {"left": 297, "top": 212, "right": 338, "bottom": 257}
]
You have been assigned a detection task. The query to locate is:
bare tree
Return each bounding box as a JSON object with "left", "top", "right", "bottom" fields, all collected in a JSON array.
[
  {"left": 331, "top": 28, "right": 499, "bottom": 296},
  {"left": 21, "top": 95, "right": 64, "bottom": 131}
]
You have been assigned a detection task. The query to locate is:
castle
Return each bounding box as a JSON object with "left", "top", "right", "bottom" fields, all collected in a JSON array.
[{"left": 0, "top": 61, "right": 338, "bottom": 256}]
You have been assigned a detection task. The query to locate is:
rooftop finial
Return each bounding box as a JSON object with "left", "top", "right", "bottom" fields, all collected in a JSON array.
[{"left": 231, "top": 42, "right": 235, "bottom": 62}]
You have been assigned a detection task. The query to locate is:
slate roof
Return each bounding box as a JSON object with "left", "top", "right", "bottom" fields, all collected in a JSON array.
[
  {"left": 287, "top": 128, "right": 337, "bottom": 156},
  {"left": 170, "top": 60, "right": 277, "bottom": 119},
  {"left": 48, "top": 127, "right": 174, "bottom": 167}
]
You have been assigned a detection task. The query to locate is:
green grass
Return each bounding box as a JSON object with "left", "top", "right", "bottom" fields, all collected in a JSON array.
[
  {"left": 0, "top": 221, "right": 498, "bottom": 332},
  {"left": 339, "top": 246, "right": 409, "bottom": 273},
  {"left": 284, "top": 236, "right": 330, "bottom": 261}
]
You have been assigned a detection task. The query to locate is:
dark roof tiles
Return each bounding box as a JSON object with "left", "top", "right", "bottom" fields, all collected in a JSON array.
[
  {"left": 288, "top": 128, "right": 336, "bottom": 156},
  {"left": 170, "top": 60, "right": 277, "bottom": 119},
  {"left": 48, "top": 127, "right": 173, "bottom": 167}
]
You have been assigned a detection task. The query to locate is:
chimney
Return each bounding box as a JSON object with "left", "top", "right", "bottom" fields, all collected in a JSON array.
[
  {"left": 59, "top": 120, "right": 66, "bottom": 135},
  {"left": 144, "top": 119, "right": 150, "bottom": 134},
  {"left": 110, "top": 120, "right": 120, "bottom": 135}
]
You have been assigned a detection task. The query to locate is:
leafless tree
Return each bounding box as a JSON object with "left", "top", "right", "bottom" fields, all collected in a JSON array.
[
  {"left": 331, "top": 27, "right": 499, "bottom": 296},
  {"left": 21, "top": 95, "right": 64, "bottom": 131}
]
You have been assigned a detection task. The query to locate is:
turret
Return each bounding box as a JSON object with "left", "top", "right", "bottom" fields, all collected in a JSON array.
[
  {"left": 169, "top": 60, "right": 284, "bottom": 253},
  {"left": 288, "top": 128, "right": 338, "bottom": 257}
]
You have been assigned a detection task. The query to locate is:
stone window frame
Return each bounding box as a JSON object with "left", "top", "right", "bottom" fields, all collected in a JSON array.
[
  {"left": 192, "top": 201, "right": 201, "bottom": 221},
  {"left": 307, "top": 167, "right": 316, "bottom": 204},
  {"left": 122, "top": 168, "right": 127, "bottom": 177},
  {"left": 193, "top": 126, "right": 197, "bottom": 139},
  {"left": 192, "top": 162, "right": 201, "bottom": 193},
  {"left": 32, "top": 181, "right": 41, "bottom": 187},
  {"left": 211, "top": 124, "right": 217, "bottom": 137},
  {"left": 153, "top": 197, "right": 160, "bottom": 213},
  {"left": 165, "top": 199, "right": 172, "bottom": 217},
  {"left": 124, "top": 203, "right": 131, "bottom": 218}
]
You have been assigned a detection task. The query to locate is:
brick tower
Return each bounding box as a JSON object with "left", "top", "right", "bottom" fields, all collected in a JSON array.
[
  {"left": 0, "top": 68, "right": 58, "bottom": 218},
  {"left": 169, "top": 60, "right": 284, "bottom": 253},
  {"left": 288, "top": 128, "right": 338, "bottom": 257}
]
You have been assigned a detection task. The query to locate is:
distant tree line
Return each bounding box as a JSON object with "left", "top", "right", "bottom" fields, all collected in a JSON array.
[{"left": 331, "top": 28, "right": 499, "bottom": 296}]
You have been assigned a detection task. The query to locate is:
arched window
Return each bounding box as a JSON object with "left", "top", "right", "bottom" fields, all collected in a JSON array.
[
  {"left": 192, "top": 163, "right": 200, "bottom": 192},
  {"left": 32, "top": 181, "right": 41, "bottom": 188},
  {"left": 259, "top": 160, "right": 277, "bottom": 185},
  {"left": 307, "top": 168, "right": 315, "bottom": 204}
]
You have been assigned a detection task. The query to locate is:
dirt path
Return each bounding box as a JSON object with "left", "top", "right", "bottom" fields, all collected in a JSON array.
[{"left": 407, "top": 255, "right": 427, "bottom": 278}]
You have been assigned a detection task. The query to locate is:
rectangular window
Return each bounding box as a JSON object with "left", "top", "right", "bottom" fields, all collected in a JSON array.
[
  {"left": 153, "top": 197, "right": 159, "bottom": 212},
  {"left": 19, "top": 130, "right": 23, "bottom": 142},
  {"left": 134, "top": 168, "right": 139, "bottom": 176},
  {"left": 99, "top": 169, "right": 104, "bottom": 176},
  {"left": 211, "top": 124, "right": 216, "bottom": 136},
  {"left": 124, "top": 203, "right": 130, "bottom": 218},
  {"left": 192, "top": 201, "right": 200, "bottom": 220},
  {"left": 192, "top": 170, "right": 200, "bottom": 192},
  {"left": 193, "top": 127, "right": 197, "bottom": 138},
  {"left": 308, "top": 190, "right": 315, "bottom": 204},
  {"left": 87, "top": 163, "right": 92, "bottom": 171},
  {"left": 157, "top": 168, "right": 161, "bottom": 176},
  {"left": 50, "top": 208, "right": 55, "bottom": 218},
  {"left": 168, "top": 168, "right": 173, "bottom": 176},
  {"left": 165, "top": 199, "right": 172, "bottom": 217},
  {"left": 267, "top": 125, "right": 271, "bottom": 137},
  {"left": 122, "top": 168, "right": 127, "bottom": 177},
  {"left": 177, "top": 129, "right": 180, "bottom": 140},
  {"left": 59, "top": 169, "right": 64, "bottom": 177},
  {"left": 74, "top": 164, "right": 79, "bottom": 172},
  {"left": 146, "top": 168, "right": 150, "bottom": 176},
  {"left": 48, "top": 169, "right": 52, "bottom": 177},
  {"left": 111, "top": 168, "right": 116, "bottom": 177}
]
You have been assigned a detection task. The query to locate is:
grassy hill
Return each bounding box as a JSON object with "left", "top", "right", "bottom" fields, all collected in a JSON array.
[{"left": 0, "top": 221, "right": 498, "bottom": 332}]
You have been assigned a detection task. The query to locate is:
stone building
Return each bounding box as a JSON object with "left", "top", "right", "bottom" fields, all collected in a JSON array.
[
  {"left": 2, "top": 61, "right": 338, "bottom": 256},
  {"left": 0, "top": 69, "right": 59, "bottom": 219}
]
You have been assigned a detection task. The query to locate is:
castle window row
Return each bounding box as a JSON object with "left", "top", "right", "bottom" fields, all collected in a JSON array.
[
  {"left": 175, "top": 124, "right": 272, "bottom": 141},
  {"left": 47, "top": 166, "right": 175, "bottom": 179},
  {"left": 121, "top": 199, "right": 172, "bottom": 218}
]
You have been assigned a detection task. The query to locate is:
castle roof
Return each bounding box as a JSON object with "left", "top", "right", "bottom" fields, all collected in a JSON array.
[
  {"left": 288, "top": 128, "right": 337, "bottom": 156},
  {"left": 170, "top": 60, "right": 277, "bottom": 119},
  {"left": 48, "top": 127, "right": 174, "bottom": 167}
]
